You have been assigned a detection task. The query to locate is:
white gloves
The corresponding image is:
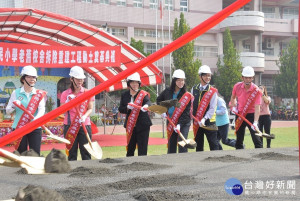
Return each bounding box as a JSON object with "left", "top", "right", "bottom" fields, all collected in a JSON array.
[
  {"left": 231, "top": 107, "right": 238, "bottom": 114},
  {"left": 141, "top": 104, "right": 148, "bottom": 112},
  {"left": 252, "top": 121, "right": 259, "bottom": 132},
  {"left": 161, "top": 113, "right": 167, "bottom": 119},
  {"left": 66, "top": 94, "right": 75, "bottom": 103},
  {"left": 174, "top": 124, "right": 180, "bottom": 133},
  {"left": 127, "top": 104, "right": 134, "bottom": 110},
  {"left": 198, "top": 118, "right": 206, "bottom": 127},
  {"left": 79, "top": 115, "right": 87, "bottom": 124}
]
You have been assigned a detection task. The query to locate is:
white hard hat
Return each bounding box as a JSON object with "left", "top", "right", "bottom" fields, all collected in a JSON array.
[
  {"left": 198, "top": 65, "right": 212, "bottom": 75},
  {"left": 127, "top": 72, "right": 141, "bottom": 82},
  {"left": 20, "top": 65, "right": 38, "bottom": 77},
  {"left": 242, "top": 66, "right": 255, "bottom": 77},
  {"left": 172, "top": 69, "right": 186, "bottom": 79},
  {"left": 69, "top": 66, "right": 86, "bottom": 79}
]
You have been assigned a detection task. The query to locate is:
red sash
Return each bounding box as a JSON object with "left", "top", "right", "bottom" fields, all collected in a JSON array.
[
  {"left": 65, "top": 98, "right": 89, "bottom": 155},
  {"left": 235, "top": 86, "right": 260, "bottom": 133},
  {"left": 166, "top": 92, "right": 193, "bottom": 141},
  {"left": 14, "top": 90, "right": 47, "bottom": 150},
  {"left": 193, "top": 86, "right": 217, "bottom": 137},
  {"left": 125, "top": 90, "right": 149, "bottom": 148}
]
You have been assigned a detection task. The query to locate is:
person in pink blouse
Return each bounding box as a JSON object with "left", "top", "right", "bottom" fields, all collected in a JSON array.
[
  {"left": 60, "top": 66, "right": 95, "bottom": 161},
  {"left": 258, "top": 85, "right": 272, "bottom": 148}
]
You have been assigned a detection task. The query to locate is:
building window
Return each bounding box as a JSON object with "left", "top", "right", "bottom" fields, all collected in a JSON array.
[
  {"left": 107, "top": 28, "right": 126, "bottom": 36},
  {"left": 283, "top": 7, "right": 298, "bottom": 19},
  {"left": 149, "top": 0, "right": 158, "bottom": 9},
  {"left": 100, "top": 0, "right": 110, "bottom": 4},
  {"left": 262, "top": 7, "right": 275, "bottom": 18},
  {"left": 117, "top": 0, "right": 126, "bottom": 6},
  {"left": 134, "top": 29, "right": 145, "bottom": 37},
  {"left": 180, "top": 0, "right": 188, "bottom": 12},
  {"left": 165, "top": 0, "right": 173, "bottom": 11},
  {"left": 194, "top": 46, "right": 218, "bottom": 57},
  {"left": 133, "top": 0, "right": 143, "bottom": 8},
  {"left": 146, "top": 30, "right": 157, "bottom": 38},
  {"left": 82, "top": 0, "right": 92, "bottom": 2},
  {"left": 145, "top": 43, "right": 162, "bottom": 54}
]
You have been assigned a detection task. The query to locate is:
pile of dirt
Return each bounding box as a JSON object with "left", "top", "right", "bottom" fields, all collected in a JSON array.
[
  {"left": 204, "top": 155, "right": 251, "bottom": 162},
  {"left": 69, "top": 166, "right": 115, "bottom": 177},
  {"left": 45, "top": 149, "right": 71, "bottom": 173},
  {"left": 252, "top": 152, "right": 298, "bottom": 161},
  {"left": 15, "top": 185, "right": 65, "bottom": 201},
  {"left": 114, "top": 162, "right": 171, "bottom": 171}
]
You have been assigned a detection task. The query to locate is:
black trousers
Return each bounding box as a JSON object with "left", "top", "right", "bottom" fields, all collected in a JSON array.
[
  {"left": 168, "top": 123, "right": 191, "bottom": 154},
  {"left": 127, "top": 127, "right": 150, "bottom": 157},
  {"left": 235, "top": 113, "right": 263, "bottom": 149},
  {"left": 258, "top": 115, "right": 272, "bottom": 148},
  {"left": 64, "top": 125, "right": 92, "bottom": 161},
  {"left": 195, "top": 126, "right": 218, "bottom": 151},
  {"left": 17, "top": 128, "right": 42, "bottom": 156}
]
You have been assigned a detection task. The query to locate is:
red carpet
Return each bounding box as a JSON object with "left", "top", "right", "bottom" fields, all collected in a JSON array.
[{"left": 2, "top": 134, "right": 167, "bottom": 152}]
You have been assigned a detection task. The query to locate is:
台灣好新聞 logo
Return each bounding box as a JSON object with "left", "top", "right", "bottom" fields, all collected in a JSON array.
[{"left": 225, "top": 178, "right": 243, "bottom": 195}]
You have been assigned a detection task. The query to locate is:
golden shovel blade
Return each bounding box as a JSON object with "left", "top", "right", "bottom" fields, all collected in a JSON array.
[
  {"left": 0, "top": 148, "right": 46, "bottom": 174},
  {"left": 148, "top": 105, "right": 167, "bottom": 114},
  {"left": 178, "top": 139, "right": 197, "bottom": 149},
  {"left": 178, "top": 140, "right": 187, "bottom": 147},
  {"left": 84, "top": 142, "right": 103, "bottom": 159}
]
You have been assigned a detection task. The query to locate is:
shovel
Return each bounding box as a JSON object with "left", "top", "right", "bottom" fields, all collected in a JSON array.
[
  {"left": 191, "top": 115, "right": 218, "bottom": 131},
  {"left": 75, "top": 107, "right": 103, "bottom": 159},
  {"left": 232, "top": 110, "right": 275, "bottom": 139},
  {"left": 164, "top": 115, "right": 197, "bottom": 149},
  {"left": 13, "top": 101, "right": 70, "bottom": 144},
  {"left": 128, "top": 103, "right": 197, "bottom": 149},
  {"left": 0, "top": 148, "right": 46, "bottom": 174}
]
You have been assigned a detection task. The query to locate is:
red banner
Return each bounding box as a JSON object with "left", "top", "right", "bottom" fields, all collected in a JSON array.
[{"left": 0, "top": 42, "right": 120, "bottom": 67}]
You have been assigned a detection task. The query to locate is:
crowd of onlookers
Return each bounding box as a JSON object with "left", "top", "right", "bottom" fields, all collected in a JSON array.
[{"left": 97, "top": 103, "right": 125, "bottom": 125}]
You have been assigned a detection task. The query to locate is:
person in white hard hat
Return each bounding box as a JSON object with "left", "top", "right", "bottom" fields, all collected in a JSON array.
[
  {"left": 191, "top": 65, "right": 219, "bottom": 151},
  {"left": 60, "top": 66, "right": 95, "bottom": 161},
  {"left": 229, "top": 66, "right": 263, "bottom": 149},
  {"left": 156, "top": 69, "right": 193, "bottom": 154},
  {"left": 118, "top": 72, "right": 152, "bottom": 157},
  {"left": 6, "top": 65, "right": 47, "bottom": 155}
]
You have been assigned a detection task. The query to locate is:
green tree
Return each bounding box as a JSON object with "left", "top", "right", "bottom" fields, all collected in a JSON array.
[
  {"left": 274, "top": 39, "right": 298, "bottom": 109},
  {"left": 172, "top": 13, "right": 200, "bottom": 90},
  {"left": 130, "top": 38, "right": 157, "bottom": 102},
  {"left": 214, "top": 28, "right": 242, "bottom": 103}
]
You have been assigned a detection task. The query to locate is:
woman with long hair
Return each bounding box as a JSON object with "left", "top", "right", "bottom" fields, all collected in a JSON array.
[
  {"left": 258, "top": 85, "right": 272, "bottom": 148},
  {"left": 61, "top": 66, "right": 95, "bottom": 160},
  {"left": 157, "top": 69, "right": 193, "bottom": 154}
]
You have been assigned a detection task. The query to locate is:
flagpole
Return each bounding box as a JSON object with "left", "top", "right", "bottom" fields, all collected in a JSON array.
[
  {"left": 161, "top": 0, "right": 165, "bottom": 90},
  {"left": 168, "top": 0, "right": 171, "bottom": 85}
]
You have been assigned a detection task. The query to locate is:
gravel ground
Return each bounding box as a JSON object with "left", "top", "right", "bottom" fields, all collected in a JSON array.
[{"left": 0, "top": 147, "right": 299, "bottom": 201}]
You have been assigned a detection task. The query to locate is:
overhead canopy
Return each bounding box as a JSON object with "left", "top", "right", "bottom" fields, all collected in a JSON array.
[{"left": 0, "top": 8, "right": 163, "bottom": 91}]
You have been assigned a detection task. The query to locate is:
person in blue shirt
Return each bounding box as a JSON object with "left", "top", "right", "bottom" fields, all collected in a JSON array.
[{"left": 216, "top": 93, "right": 236, "bottom": 150}]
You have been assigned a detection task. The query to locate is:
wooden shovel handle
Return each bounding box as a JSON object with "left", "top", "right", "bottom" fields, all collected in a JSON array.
[
  {"left": 75, "top": 107, "right": 93, "bottom": 146},
  {"left": 232, "top": 110, "right": 262, "bottom": 134}
]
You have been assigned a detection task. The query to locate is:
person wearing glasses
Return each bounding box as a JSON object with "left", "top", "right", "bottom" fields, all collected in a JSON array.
[{"left": 6, "top": 65, "right": 46, "bottom": 155}]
